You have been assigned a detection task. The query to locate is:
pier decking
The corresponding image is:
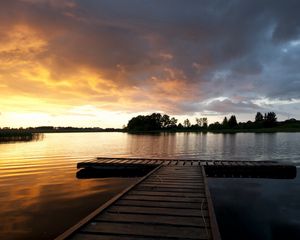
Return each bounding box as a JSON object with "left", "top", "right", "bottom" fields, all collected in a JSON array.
[{"left": 56, "top": 158, "right": 296, "bottom": 240}]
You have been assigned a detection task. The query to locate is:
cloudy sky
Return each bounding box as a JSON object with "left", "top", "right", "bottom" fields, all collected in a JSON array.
[{"left": 1, "top": 0, "right": 300, "bottom": 127}]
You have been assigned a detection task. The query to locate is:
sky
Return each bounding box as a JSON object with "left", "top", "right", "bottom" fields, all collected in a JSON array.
[{"left": 1, "top": 0, "right": 300, "bottom": 128}]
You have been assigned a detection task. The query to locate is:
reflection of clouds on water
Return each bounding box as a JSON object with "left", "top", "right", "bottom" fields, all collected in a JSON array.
[
  {"left": 0, "top": 147, "right": 134, "bottom": 239},
  {"left": 209, "top": 169, "right": 300, "bottom": 240},
  {"left": 0, "top": 132, "right": 300, "bottom": 239}
]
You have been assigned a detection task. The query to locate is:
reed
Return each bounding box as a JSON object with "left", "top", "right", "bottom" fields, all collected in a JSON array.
[{"left": 0, "top": 130, "right": 42, "bottom": 142}]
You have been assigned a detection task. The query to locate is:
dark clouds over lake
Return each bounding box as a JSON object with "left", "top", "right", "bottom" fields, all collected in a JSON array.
[{"left": 1, "top": 0, "right": 300, "bottom": 120}]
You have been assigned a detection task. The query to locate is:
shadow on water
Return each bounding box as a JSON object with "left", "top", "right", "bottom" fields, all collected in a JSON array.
[
  {"left": 76, "top": 164, "right": 157, "bottom": 178},
  {"left": 208, "top": 168, "right": 300, "bottom": 240}
]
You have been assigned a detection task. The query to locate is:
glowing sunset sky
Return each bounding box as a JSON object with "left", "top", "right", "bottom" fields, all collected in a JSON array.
[{"left": 1, "top": 0, "right": 300, "bottom": 127}]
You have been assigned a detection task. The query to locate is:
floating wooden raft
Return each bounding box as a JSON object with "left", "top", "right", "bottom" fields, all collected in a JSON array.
[
  {"left": 77, "top": 157, "right": 296, "bottom": 179},
  {"left": 56, "top": 158, "right": 296, "bottom": 240}
]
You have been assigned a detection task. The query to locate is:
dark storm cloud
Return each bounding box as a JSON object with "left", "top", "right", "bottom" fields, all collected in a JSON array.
[
  {"left": 1, "top": 0, "right": 300, "bottom": 115},
  {"left": 205, "top": 99, "right": 264, "bottom": 114}
]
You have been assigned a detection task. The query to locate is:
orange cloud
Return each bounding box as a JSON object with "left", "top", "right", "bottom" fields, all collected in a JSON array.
[
  {"left": 0, "top": 17, "right": 199, "bottom": 122},
  {"left": 1, "top": 0, "right": 244, "bottom": 127}
]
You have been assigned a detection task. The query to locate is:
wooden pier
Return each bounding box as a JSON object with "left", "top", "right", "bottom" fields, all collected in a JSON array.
[{"left": 56, "top": 158, "right": 296, "bottom": 240}]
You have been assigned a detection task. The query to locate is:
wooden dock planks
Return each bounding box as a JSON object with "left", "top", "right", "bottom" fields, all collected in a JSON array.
[
  {"left": 79, "top": 158, "right": 295, "bottom": 179},
  {"left": 57, "top": 165, "right": 220, "bottom": 240},
  {"left": 56, "top": 157, "right": 296, "bottom": 240}
]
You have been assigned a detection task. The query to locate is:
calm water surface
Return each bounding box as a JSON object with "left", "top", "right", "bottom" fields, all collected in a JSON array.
[{"left": 0, "top": 132, "right": 300, "bottom": 239}]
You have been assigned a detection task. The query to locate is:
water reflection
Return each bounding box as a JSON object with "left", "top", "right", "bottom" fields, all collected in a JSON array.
[
  {"left": 208, "top": 169, "right": 300, "bottom": 240},
  {"left": 0, "top": 132, "right": 300, "bottom": 239},
  {"left": 0, "top": 133, "right": 43, "bottom": 144},
  {"left": 0, "top": 150, "right": 135, "bottom": 239},
  {"left": 127, "top": 132, "right": 177, "bottom": 157}
]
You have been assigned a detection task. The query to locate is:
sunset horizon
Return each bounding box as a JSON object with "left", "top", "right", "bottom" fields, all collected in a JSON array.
[
  {"left": 1, "top": 2, "right": 300, "bottom": 239},
  {"left": 1, "top": 1, "right": 300, "bottom": 128}
]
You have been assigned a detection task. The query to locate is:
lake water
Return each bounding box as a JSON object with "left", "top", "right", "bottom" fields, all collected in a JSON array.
[{"left": 0, "top": 132, "right": 299, "bottom": 239}]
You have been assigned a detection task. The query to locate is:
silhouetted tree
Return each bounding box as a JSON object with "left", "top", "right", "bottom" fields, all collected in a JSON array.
[
  {"left": 195, "top": 117, "right": 208, "bottom": 128},
  {"left": 126, "top": 111, "right": 286, "bottom": 132},
  {"left": 169, "top": 117, "right": 178, "bottom": 128},
  {"left": 183, "top": 119, "right": 191, "bottom": 128},
  {"left": 255, "top": 112, "right": 264, "bottom": 122},
  {"left": 202, "top": 118, "right": 208, "bottom": 129},
  {"left": 208, "top": 122, "right": 222, "bottom": 130},
  {"left": 228, "top": 115, "right": 238, "bottom": 128},
  {"left": 222, "top": 117, "right": 228, "bottom": 128},
  {"left": 195, "top": 118, "right": 202, "bottom": 127},
  {"left": 161, "top": 114, "right": 171, "bottom": 128},
  {"left": 150, "top": 113, "right": 163, "bottom": 129},
  {"left": 127, "top": 113, "right": 179, "bottom": 131},
  {"left": 127, "top": 113, "right": 161, "bottom": 131},
  {"left": 264, "top": 112, "right": 277, "bottom": 127}
]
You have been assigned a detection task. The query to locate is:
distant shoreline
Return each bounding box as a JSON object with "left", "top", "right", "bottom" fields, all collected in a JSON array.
[
  {"left": 126, "top": 128, "right": 300, "bottom": 134},
  {"left": 1, "top": 127, "right": 300, "bottom": 138}
]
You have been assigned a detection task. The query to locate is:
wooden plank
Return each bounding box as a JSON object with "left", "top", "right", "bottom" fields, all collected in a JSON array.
[
  {"left": 105, "top": 159, "right": 119, "bottom": 164},
  {"left": 154, "top": 173, "right": 201, "bottom": 177},
  {"left": 95, "top": 157, "right": 170, "bottom": 162},
  {"left": 201, "top": 166, "right": 221, "bottom": 240},
  {"left": 156, "top": 172, "right": 202, "bottom": 175},
  {"left": 166, "top": 160, "right": 173, "bottom": 165},
  {"left": 94, "top": 159, "right": 109, "bottom": 163},
  {"left": 141, "top": 183, "right": 204, "bottom": 188},
  {"left": 71, "top": 233, "right": 158, "bottom": 240},
  {"left": 149, "top": 170, "right": 201, "bottom": 173},
  {"left": 170, "top": 160, "right": 178, "bottom": 165},
  {"left": 131, "top": 159, "right": 144, "bottom": 164},
  {"left": 146, "top": 177, "right": 204, "bottom": 182},
  {"left": 148, "top": 160, "right": 156, "bottom": 164},
  {"left": 156, "top": 160, "right": 164, "bottom": 165},
  {"left": 145, "top": 179, "right": 205, "bottom": 184},
  {"left": 141, "top": 183, "right": 205, "bottom": 188},
  {"left": 146, "top": 177, "right": 204, "bottom": 181},
  {"left": 142, "top": 159, "right": 152, "bottom": 164},
  {"left": 144, "top": 180, "right": 204, "bottom": 184},
  {"left": 116, "top": 160, "right": 128, "bottom": 164},
  {"left": 81, "top": 221, "right": 211, "bottom": 239},
  {"left": 65, "top": 162, "right": 226, "bottom": 240},
  {"left": 125, "top": 196, "right": 205, "bottom": 203},
  {"left": 146, "top": 176, "right": 203, "bottom": 180},
  {"left": 155, "top": 170, "right": 201, "bottom": 173},
  {"left": 107, "top": 205, "right": 209, "bottom": 217},
  {"left": 127, "top": 191, "right": 206, "bottom": 198},
  {"left": 162, "top": 160, "right": 171, "bottom": 165},
  {"left": 121, "top": 159, "right": 133, "bottom": 164},
  {"left": 115, "top": 199, "right": 207, "bottom": 209},
  {"left": 54, "top": 166, "right": 162, "bottom": 240},
  {"left": 222, "top": 161, "right": 231, "bottom": 166},
  {"left": 96, "top": 212, "right": 209, "bottom": 227},
  {"left": 135, "top": 186, "right": 204, "bottom": 193},
  {"left": 143, "top": 178, "right": 204, "bottom": 183}
]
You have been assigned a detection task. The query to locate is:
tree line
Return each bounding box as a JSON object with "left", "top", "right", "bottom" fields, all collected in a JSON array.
[
  {"left": 126, "top": 112, "right": 286, "bottom": 132},
  {"left": 209, "top": 112, "right": 277, "bottom": 130},
  {"left": 126, "top": 113, "right": 207, "bottom": 131}
]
